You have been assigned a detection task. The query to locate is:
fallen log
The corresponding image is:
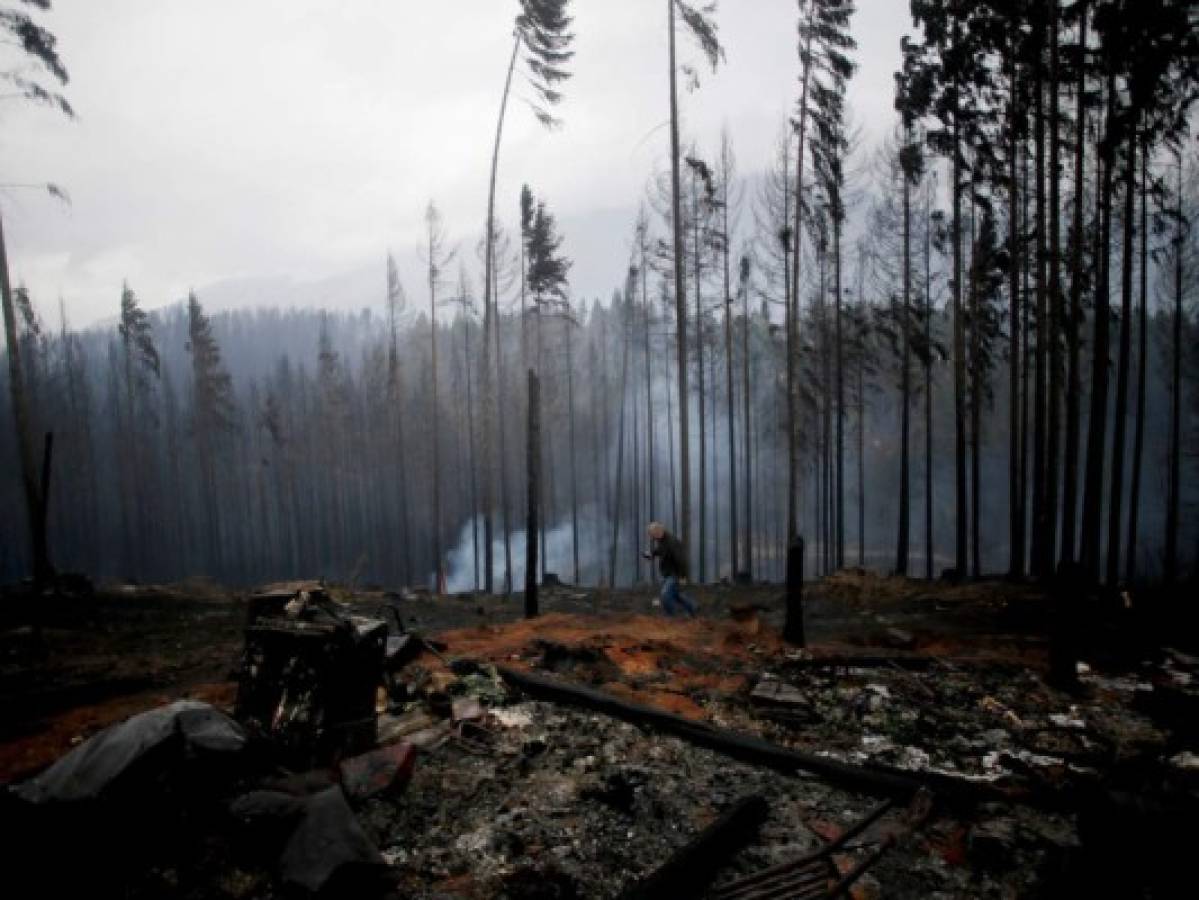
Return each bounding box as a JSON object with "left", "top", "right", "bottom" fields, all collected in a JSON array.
[
  {"left": 619, "top": 794, "right": 769, "bottom": 900},
  {"left": 495, "top": 665, "right": 1028, "bottom": 808}
]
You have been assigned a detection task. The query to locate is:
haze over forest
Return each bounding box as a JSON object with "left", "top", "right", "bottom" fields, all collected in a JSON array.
[{"left": 1, "top": 0, "right": 1196, "bottom": 591}]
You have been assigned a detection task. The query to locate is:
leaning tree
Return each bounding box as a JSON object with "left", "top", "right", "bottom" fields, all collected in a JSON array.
[{"left": 480, "top": 0, "right": 574, "bottom": 594}]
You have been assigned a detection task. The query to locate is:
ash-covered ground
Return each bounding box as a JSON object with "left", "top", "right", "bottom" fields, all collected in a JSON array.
[{"left": 2, "top": 572, "right": 1197, "bottom": 898}]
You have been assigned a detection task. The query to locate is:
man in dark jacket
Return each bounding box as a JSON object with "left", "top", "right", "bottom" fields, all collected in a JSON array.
[{"left": 644, "top": 521, "right": 696, "bottom": 618}]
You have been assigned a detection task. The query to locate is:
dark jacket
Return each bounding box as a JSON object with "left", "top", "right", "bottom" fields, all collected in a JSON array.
[{"left": 650, "top": 532, "right": 688, "bottom": 579}]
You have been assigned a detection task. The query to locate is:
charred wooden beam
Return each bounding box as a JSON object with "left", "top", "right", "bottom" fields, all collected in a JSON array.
[
  {"left": 619, "top": 794, "right": 769, "bottom": 900},
  {"left": 496, "top": 665, "right": 928, "bottom": 800},
  {"left": 494, "top": 666, "right": 1079, "bottom": 811}
]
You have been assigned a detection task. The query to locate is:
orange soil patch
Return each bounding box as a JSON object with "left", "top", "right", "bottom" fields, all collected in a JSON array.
[
  {"left": 0, "top": 681, "right": 236, "bottom": 784},
  {"left": 434, "top": 611, "right": 784, "bottom": 667},
  {"left": 424, "top": 612, "right": 780, "bottom": 724}
]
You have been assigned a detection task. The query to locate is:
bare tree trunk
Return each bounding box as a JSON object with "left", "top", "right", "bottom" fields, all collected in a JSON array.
[
  {"left": 897, "top": 137, "right": 912, "bottom": 576},
  {"left": 493, "top": 263, "right": 514, "bottom": 594},
  {"left": 1032, "top": 23, "right": 1049, "bottom": 577},
  {"left": 1126, "top": 140, "right": 1148, "bottom": 581},
  {"left": 525, "top": 369, "right": 539, "bottom": 617},
  {"left": 1080, "top": 75, "right": 1116, "bottom": 582},
  {"left": 589, "top": 339, "right": 604, "bottom": 585},
  {"left": 709, "top": 347, "right": 719, "bottom": 577},
  {"left": 481, "top": 33, "right": 521, "bottom": 595},
  {"left": 1106, "top": 124, "right": 1137, "bottom": 585},
  {"left": 693, "top": 171, "right": 707, "bottom": 583},
  {"left": 1164, "top": 149, "right": 1182, "bottom": 582},
  {"left": 834, "top": 208, "right": 845, "bottom": 570},
  {"left": 642, "top": 232, "right": 657, "bottom": 540},
  {"left": 567, "top": 313, "right": 580, "bottom": 585},
  {"left": 609, "top": 300, "right": 632, "bottom": 588},
  {"left": 1009, "top": 48, "right": 1025, "bottom": 578},
  {"left": 428, "top": 249, "right": 443, "bottom": 594},
  {"left": 721, "top": 158, "right": 739, "bottom": 579},
  {"left": 924, "top": 183, "right": 935, "bottom": 580},
  {"left": 857, "top": 265, "right": 866, "bottom": 569},
  {"left": 791, "top": 21, "right": 815, "bottom": 542},
  {"left": 632, "top": 358, "right": 642, "bottom": 583},
  {"left": 1060, "top": 2, "right": 1087, "bottom": 569},
  {"left": 464, "top": 316, "right": 480, "bottom": 590},
  {"left": 668, "top": 0, "right": 692, "bottom": 556},
  {"left": 741, "top": 268, "right": 754, "bottom": 580},
  {"left": 664, "top": 309, "right": 678, "bottom": 527},
  {"left": 1045, "top": 0, "right": 1063, "bottom": 575},
  {"left": 969, "top": 195, "right": 982, "bottom": 579},
  {"left": 952, "top": 112, "right": 968, "bottom": 576}
]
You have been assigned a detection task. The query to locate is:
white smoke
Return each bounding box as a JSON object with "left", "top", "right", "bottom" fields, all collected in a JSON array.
[{"left": 441, "top": 506, "right": 615, "bottom": 594}]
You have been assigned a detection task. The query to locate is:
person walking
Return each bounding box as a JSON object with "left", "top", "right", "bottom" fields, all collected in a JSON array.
[{"left": 643, "top": 521, "right": 696, "bottom": 617}]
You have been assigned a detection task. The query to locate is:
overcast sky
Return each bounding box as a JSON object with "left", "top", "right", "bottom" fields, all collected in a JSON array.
[{"left": 1, "top": 1, "right": 914, "bottom": 329}]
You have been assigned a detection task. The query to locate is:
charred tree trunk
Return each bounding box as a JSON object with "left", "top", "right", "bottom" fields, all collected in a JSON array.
[
  {"left": 1009, "top": 58, "right": 1025, "bottom": 578},
  {"left": 525, "top": 369, "right": 540, "bottom": 618},
  {"left": 668, "top": 0, "right": 692, "bottom": 557},
  {"left": 969, "top": 195, "right": 982, "bottom": 579},
  {"left": 834, "top": 207, "right": 845, "bottom": 570},
  {"left": 1045, "top": 0, "right": 1063, "bottom": 576},
  {"left": 1106, "top": 123, "right": 1137, "bottom": 586},
  {"left": 1079, "top": 75, "right": 1116, "bottom": 583},
  {"left": 1164, "top": 150, "right": 1183, "bottom": 583},
  {"left": 1060, "top": 2, "right": 1087, "bottom": 569},
  {"left": 609, "top": 303, "right": 632, "bottom": 589},
  {"left": 925, "top": 182, "right": 935, "bottom": 580},
  {"left": 952, "top": 126, "right": 968, "bottom": 579},
  {"left": 480, "top": 33, "right": 521, "bottom": 596},
  {"left": 722, "top": 188, "right": 739, "bottom": 580},
  {"left": 1032, "top": 21, "right": 1049, "bottom": 577},
  {"left": 791, "top": 21, "right": 815, "bottom": 543},
  {"left": 742, "top": 264, "right": 754, "bottom": 578},
  {"left": 897, "top": 141, "right": 912, "bottom": 576},
  {"left": 1126, "top": 140, "right": 1148, "bottom": 581},
  {"left": 642, "top": 236, "right": 657, "bottom": 540},
  {"left": 693, "top": 174, "right": 707, "bottom": 583},
  {"left": 567, "top": 315, "right": 580, "bottom": 585}
]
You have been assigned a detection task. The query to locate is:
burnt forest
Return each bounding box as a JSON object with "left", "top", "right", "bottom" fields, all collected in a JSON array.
[{"left": 2, "top": 2, "right": 1198, "bottom": 898}]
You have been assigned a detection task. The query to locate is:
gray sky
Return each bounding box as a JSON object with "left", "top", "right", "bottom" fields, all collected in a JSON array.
[{"left": 2, "top": 1, "right": 913, "bottom": 328}]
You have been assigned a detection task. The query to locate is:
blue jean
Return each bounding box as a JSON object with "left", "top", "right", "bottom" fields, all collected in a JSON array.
[{"left": 660, "top": 575, "right": 696, "bottom": 617}]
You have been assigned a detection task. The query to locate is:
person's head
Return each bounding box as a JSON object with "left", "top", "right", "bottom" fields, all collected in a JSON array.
[{"left": 647, "top": 521, "right": 665, "bottom": 540}]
